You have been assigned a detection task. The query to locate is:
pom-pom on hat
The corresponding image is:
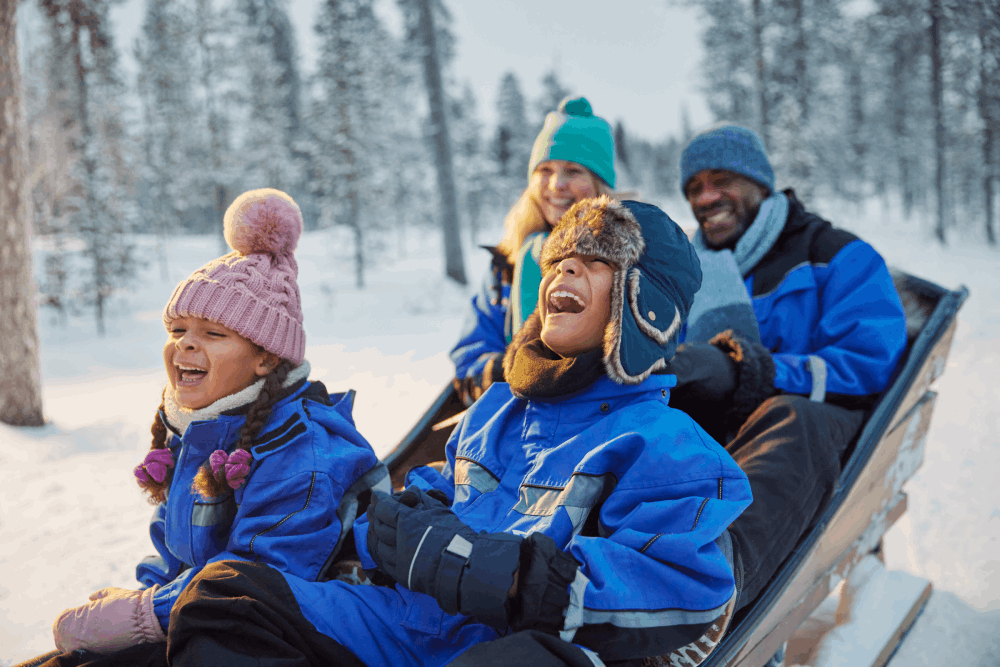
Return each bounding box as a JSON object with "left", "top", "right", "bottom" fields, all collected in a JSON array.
[
  {"left": 528, "top": 96, "right": 616, "bottom": 188},
  {"left": 507, "top": 196, "right": 701, "bottom": 384},
  {"left": 162, "top": 188, "right": 306, "bottom": 364}
]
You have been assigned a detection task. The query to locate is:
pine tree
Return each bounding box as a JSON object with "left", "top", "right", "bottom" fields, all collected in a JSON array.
[
  {"left": 309, "top": 0, "right": 402, "bottom": 288},
  {"left": 38, "top": 0, "right": 137, "bottom": 335},
  {"left": 136, "top": 0, "right": 198, "bottom": 277},
  {"left": 535, "top": 69, "right": 571, "bottom": 128},
  {"left": 493, "top": 71, "right": 531, "bottom": 179},
  {"left": 451, "top": 82, "right": 495, "bottom": 245},
  {"left": 235, "top": 0, "right": 304, "bottom": 195},
  {"left": 0, "top": 0, "right": 45, "bottom": 425}
]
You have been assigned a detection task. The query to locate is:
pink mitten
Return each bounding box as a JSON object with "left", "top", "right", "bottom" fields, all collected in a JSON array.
[{"left": 53, "top": 585, "right": 166, "bottom": 653}]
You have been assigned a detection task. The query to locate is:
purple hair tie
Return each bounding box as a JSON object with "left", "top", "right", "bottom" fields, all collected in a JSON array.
[
  {"left": 134, "top": 448, "right": 175, "bottom": 484},
  {"left": 209, "top": 449, "right": 253, "bottom": 490}
]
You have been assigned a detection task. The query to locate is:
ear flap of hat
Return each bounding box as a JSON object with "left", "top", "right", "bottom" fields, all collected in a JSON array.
[{"left": 603, "top": 268, "right": 684, "bottom": 384}]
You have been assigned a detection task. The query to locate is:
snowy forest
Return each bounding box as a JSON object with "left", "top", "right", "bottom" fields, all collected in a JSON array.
[
  {"left": 10, "top": 0, "right": 999, "bottom": 336},
  {"left": 2, "top": 0, "right": 1000, "bottom": 664}
]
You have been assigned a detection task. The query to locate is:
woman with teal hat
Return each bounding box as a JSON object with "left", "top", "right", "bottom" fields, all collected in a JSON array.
[{"left": 451, "top": 96, "right": 618, "bottom": 404}]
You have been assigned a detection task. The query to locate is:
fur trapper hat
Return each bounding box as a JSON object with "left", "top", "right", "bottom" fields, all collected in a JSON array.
[
  {"left": 507, "top": 195, "right": 702, "bottom": 384},
  {"left": 162, "top": 189, "right": 305, "bottom": 364}
]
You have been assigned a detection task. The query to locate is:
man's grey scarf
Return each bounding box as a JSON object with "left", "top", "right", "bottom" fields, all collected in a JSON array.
[{"left": 686, "top": 192, "right": 789, "bottom": 343}]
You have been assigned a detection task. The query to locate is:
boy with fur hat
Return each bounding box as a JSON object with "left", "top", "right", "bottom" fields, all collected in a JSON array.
[
  {"left": 40, "top": 189, "right": 389, "bottom": 663},
  {"left": 160, "top": 197, "right": 751, "bottom": 667}
]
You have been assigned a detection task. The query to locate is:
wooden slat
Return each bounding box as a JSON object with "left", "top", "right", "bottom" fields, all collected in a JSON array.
[
  {"left": 729, "top": 392, "right": 937, "bottom": 666},
  {"left": 732, "top": 492, "right": 909, "bottom": 667},
  {"left": 889, "top": 317, "right": 957, "bottom": 433}
]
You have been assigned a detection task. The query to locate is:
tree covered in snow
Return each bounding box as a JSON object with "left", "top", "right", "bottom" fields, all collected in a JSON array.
[
  {"left": 307, "top": 0, "right": 405, "bottom": 288},
  {"left": 135, "top": 0, "right": 198, "bottom": 276},
  {"left": 32, "top": 0, "right": 137, "bottom": 335},
  {"left": 690, "top": 0, "right": 1000, "bottom": 245},
  {"left": 233, "top": 0, "right": 305, "bottom": 197},
  {"left": 492, "top": 71, "right": 531, "bottom": 181}
]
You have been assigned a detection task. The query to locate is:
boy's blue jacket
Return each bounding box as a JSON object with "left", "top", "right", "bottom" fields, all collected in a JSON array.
[
  {"left": 136, "top": 380, "right": 390, "bottom": 630},
  {"left": 451, "top": 193, "right": 906, "bottom": 406},
  {"left": 352, "top": 374, "right": 751, "bottom": 654}
]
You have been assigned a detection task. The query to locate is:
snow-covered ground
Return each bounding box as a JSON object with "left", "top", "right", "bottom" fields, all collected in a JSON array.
[{"left": 2, "top": 199, "right": 998, "bottom": 664}]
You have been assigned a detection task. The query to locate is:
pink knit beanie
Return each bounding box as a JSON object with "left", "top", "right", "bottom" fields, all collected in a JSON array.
[{"left": 162, "top": 189, "right": 306, "bottom": 364}]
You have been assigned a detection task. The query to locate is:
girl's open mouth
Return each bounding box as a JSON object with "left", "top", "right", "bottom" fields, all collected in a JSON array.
[{"left": 177, "top": 365, "right": 208, "bottom": 386}]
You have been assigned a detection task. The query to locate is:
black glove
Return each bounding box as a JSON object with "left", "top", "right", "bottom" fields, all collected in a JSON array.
[
  {"left": 509, "top": 533, "right": 580, "bottom": 635},
  {"left": 667, "top": 331, "right": 777, "bottom": 442},
  {"left": 367, "top": 486, "right": 522, "bottom": 631},
  {"left": 667, "top": 342, "right": 739, "bottom": 403},
  {"left": 455, "top": 353, "right": 506, "bottom": 407}
]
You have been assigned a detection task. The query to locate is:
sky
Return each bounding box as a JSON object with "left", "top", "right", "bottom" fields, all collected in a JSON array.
[{"left": 99, "top": 0, "right": 713, "bottom": 143}]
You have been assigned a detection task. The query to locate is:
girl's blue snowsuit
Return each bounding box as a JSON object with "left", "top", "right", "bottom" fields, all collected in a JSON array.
[
  {"left": 136, "top": 380, "right": 389, "bottom": 631},
  {"left": 271, "top": 374, "right": 751, "bottom": 666}
]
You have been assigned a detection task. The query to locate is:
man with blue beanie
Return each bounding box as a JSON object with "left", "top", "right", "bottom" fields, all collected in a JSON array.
[
  {"left": 665, "top": 124, "right": 908, "bottom": 621},
  {"left": 160, "top": 198, "right": 752, "bottom": 667}
]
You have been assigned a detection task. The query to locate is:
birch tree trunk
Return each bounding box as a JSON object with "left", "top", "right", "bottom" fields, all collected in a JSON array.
[
  {"left": 0, "top": 0, "right": 45, "bottom": 426},
  {"left": 414, "top": 0, "right": 466, "bottom": 285}
]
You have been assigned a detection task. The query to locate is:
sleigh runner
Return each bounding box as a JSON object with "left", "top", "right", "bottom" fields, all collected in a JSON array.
[{"left": 385, "top": 269, "right": 967, "bottom": 667}]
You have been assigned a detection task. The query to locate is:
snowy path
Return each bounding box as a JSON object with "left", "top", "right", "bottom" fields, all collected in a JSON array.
[{"left": 3, "top": 206, "right": 999, "bottom": 664}]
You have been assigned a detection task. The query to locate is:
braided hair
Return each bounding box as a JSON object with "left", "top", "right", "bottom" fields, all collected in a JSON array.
[
  {"left": 192, "top": 360, "right": 294, "bottom": 498},
  {"left": 137, "top": 399, "right": 172, "bottom": 505},
  {"left": 136, "top": 360, "right": 295, "bottom": 504}
]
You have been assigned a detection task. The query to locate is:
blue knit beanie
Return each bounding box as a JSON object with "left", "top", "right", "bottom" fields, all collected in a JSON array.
[
  {"left": 528, "top": 97, "right": 616, "bottom": 188},
  {"left": 679, "top": 125, "right": 774, "bottom": 195}
]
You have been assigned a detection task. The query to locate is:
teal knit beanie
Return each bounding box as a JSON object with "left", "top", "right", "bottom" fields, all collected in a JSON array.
[
  {"left": 679, "top": 125, "right": 775, "bottom": 195},
  {"left": 528, "top": 97, "right": 616, "bottom": 188}
]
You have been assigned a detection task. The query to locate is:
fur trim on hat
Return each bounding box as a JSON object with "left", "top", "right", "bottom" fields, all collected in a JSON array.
[{"left": 540, "top": 195, "right": 644, "bottom": 273}]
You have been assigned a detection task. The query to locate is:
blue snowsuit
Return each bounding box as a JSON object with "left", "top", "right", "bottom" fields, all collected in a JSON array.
[
  {"left": 452, "top": 192, "right": 906, "bottom": 406},
  {"left": 136, "top": 380, "right": 389, "bottom": 631},
  {"left": 267, "top": 374, "right": 750, "bottom": 666}
]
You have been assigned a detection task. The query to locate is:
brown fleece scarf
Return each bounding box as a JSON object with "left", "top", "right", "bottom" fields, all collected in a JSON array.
[{"left": 506, "top": 340, "right": 605, "bottom": 399}]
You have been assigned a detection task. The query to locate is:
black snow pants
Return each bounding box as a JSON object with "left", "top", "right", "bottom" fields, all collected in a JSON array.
[{"left": 722, "top": 394, "right": 865, "bottom": 609}]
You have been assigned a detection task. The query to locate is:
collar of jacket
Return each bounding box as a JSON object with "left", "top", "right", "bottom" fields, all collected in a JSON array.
[
  {"left": 506, "top": 371, "right": 677, "bottom": 406},
  {"left": 160, "top": 380, "right": 312, "bottom": 453}
]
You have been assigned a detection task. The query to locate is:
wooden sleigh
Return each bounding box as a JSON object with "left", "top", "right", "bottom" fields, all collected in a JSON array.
[{"left": 385, "top": 270, "right": 968, "bottom": 667}]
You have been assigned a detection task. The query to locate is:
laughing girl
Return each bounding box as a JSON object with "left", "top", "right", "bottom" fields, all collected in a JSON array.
[{"left": 48, "top": 189, "right": 389, "bottom": 656}]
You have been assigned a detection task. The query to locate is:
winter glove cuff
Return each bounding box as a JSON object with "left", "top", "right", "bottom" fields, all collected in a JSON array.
[
  {"left": 510, "top": 532, "right": 580, "bottom": 636},
  {"left": 709, "top": 330, "right": 777, "bottom": 429}
]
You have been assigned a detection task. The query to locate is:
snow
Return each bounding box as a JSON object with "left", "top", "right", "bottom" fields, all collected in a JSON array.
[{"left": 2, "top": 199, "right": 999, "bottom": 664}]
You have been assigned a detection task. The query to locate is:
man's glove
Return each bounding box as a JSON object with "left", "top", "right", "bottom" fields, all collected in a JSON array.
[
  {"left": 667, "top": 342, "right": 739, "bottom": 403},
  {"left": 53, "top": 586, "right": 165, "bottom": 654},
  {"left": 667, "top": 331, "right": 777, "bottom": 442},
  {"left": 367, "top": 486, "right": 522, "bottom": 631}
]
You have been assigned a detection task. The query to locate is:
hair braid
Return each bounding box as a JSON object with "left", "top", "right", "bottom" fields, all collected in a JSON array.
[
  {"left": 137, "top": 400, "right": 172, "bottom": 505},
  {"left": 192, "top": 360, "right": 294, "bottom": 498}
]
